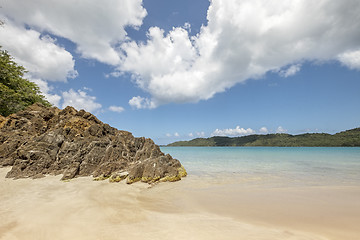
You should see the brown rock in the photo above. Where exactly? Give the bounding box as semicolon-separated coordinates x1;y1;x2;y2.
0;103;186;184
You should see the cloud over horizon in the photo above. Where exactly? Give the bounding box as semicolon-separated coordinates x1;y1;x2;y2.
212;126;256;137
1;0;359;112
119;0;360;108
276;126;288;133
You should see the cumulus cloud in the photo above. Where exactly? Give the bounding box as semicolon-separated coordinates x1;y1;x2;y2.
259;127;269;134
0;0;147;111
276;126;287;133
119;0;360;108
128;96;156;109
1;0;147;65
212;126;255;136
188;133;194;137
196;132;206;137
62;89;102;113
109;106;125;113
338;49;360;70
0;20;76;82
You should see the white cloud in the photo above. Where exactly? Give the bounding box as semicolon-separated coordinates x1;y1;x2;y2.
0;20;76;82
188;133;194;137
166;133;172;137
183;22;191;32
119;0;360;108
29;78;61;107
174;132;180;137
128;96;156;109
276;126;287;133
196;132;206;138
338;49;360;70
1;0;147;65
212;126;255;137
109;106;125;113
82;87;93;92
259;127;269;134
105;71;124;78
277;64;302;78
62;89;102;113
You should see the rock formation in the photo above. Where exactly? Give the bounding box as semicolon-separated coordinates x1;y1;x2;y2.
0;103;187;184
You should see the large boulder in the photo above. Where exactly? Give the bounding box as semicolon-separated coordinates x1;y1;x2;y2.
0;103;186;184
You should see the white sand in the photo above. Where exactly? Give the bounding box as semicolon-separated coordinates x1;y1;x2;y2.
1;167;359;240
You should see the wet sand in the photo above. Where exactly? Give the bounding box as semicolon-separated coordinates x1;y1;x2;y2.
1;167;359;240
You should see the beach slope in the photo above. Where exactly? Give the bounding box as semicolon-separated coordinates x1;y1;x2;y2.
1;167;359;240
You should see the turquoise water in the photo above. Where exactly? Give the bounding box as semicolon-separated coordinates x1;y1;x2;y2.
161;147;360;187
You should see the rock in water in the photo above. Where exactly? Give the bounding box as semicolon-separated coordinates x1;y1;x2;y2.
0;103;187;184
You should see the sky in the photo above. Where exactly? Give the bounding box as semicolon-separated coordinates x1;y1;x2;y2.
0;0;359;145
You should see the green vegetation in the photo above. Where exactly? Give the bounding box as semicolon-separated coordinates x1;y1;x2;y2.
0;47;51;116
168;128;360;147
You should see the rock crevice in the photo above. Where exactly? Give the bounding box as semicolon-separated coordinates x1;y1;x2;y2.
0;103;186;184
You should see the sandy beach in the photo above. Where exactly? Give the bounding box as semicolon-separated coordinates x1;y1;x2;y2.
1;167;359;240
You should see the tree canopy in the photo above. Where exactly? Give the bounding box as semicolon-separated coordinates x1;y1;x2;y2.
0;47;51;116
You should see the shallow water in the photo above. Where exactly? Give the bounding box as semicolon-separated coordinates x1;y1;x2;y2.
161;147;360;187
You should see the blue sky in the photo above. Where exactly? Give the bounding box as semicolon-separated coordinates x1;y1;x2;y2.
1;0;360;144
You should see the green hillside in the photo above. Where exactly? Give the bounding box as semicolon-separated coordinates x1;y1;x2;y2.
167;128;360;147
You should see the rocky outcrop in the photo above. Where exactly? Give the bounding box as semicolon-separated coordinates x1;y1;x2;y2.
0;103;187;184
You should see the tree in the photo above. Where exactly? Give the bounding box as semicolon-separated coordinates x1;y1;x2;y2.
0;47;51;116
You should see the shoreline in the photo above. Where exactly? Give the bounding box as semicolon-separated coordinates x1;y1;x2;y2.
162;146;360;148
1;167;360;240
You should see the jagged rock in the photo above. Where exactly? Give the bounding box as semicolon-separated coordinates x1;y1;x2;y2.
0;103;186;184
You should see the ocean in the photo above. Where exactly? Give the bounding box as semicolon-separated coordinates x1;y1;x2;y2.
161;147;360;187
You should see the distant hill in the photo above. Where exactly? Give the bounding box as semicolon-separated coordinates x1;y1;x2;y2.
167;128;360;147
